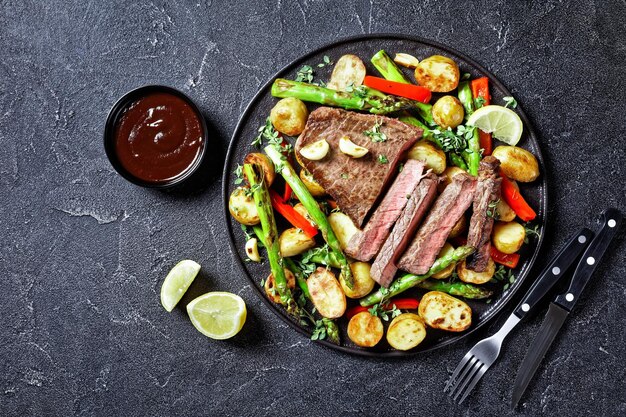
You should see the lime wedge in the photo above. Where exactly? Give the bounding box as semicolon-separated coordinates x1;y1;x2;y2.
160;260;201;312
467;105;523;146
186;292;247;340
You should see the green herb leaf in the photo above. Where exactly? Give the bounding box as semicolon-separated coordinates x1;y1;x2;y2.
377;154;389;164
461;72;471;80
364;119;387;143
295;65;314;83
486;198;501;219
474;96;486;109
503;96;518;109
523;223;541;244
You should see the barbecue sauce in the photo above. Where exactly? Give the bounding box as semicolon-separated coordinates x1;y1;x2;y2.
114;92;204;183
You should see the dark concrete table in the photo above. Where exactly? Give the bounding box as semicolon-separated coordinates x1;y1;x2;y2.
1;1;625;416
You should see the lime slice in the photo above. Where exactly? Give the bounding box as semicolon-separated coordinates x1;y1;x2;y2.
186;292;247;340
466;105;523;146
160;260;201;312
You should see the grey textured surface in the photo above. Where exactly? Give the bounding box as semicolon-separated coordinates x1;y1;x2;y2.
1;0;625;416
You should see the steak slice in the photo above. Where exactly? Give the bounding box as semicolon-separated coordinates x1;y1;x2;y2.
345;160;425;262
466;156;502;272
370;172;438;287
397;172;477;275
295;107;422;227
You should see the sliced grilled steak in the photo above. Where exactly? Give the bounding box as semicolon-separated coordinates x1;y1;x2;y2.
295;107;422;227
370;172;438;287
345;160;425;261
397;172;477;275
466;156;502;272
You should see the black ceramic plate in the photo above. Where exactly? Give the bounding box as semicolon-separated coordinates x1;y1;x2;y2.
222;34;547;357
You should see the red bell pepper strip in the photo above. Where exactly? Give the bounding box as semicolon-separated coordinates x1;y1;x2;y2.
283;182;292;202
451;237;520;269
269;189;318;238
500;174;537;222
363;76;432;103
345;298;420;319
490;249;520;269
471;77;493;155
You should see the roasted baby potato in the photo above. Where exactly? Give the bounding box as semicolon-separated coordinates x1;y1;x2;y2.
340;262;375;298
432;96;465;129
269;97;309;136
418;291;472;332
347;311;384;347
327;54;366;91
264;268;296;304
279;227;316;257
386;313;427;351
492;221;526;254
432;243;457;279
496;198;516;222
407;140;446;174
243;153;275;187
299;169;326;197
457;258;496;284
438;166;466;193
293;203;317;229
328;212;359;250
307;267;346;319
448;215;468;239
414;55;460;93
492;146;539;183
229;186;259;226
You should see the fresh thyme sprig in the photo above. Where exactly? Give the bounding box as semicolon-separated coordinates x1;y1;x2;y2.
364;119;387;143
487;198;501;219
524;223;541;243
503;96;518;109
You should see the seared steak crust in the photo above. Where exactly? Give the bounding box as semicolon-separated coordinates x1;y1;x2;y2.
346;160;425;262
295;107;422;227
397;172;477;275
466;156;502;271
370;172;438;287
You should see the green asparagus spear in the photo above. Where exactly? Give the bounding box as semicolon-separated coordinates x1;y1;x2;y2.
359;246;475;306
398;114;433;140
243;164;297;313
417;279;493;299
271;78;418;115
264;145;354;288
457;81;480;176
283;257;311;300
370;50;436;126
449;152;469;171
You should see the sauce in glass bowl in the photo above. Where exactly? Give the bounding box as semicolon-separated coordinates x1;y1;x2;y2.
104;86;207;188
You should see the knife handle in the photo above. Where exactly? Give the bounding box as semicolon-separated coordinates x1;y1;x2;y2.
554;208;622;311
512;227;594;319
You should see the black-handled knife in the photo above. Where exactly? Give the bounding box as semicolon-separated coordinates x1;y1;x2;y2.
511;208;623;408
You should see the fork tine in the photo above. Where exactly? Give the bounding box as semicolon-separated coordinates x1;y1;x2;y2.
457;364;488;404
444;352;474;393
452;359;482;401
448;356;478;397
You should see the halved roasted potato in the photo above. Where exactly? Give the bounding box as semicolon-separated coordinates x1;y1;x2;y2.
229;187;259;226
386;313;427;351
414;55;460;93
328;212;359;250
327;54;366;91
293;203;317;229
492;146;540;183
279;227;316;257
340;262;375;298
448;215;468;239
438;166;466;193
407;140;446;174
431;243;457;279
492;221;526;254
264;268;296;304
299;169;326;197
347;311;384;347
418;291;472;332
307;267;346;319
243;153;275;187
457;258;496;284
270;97;309;136
496;198;516;222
